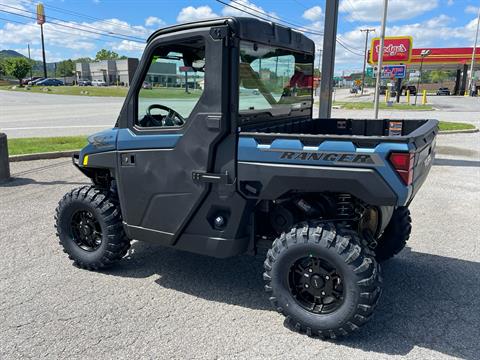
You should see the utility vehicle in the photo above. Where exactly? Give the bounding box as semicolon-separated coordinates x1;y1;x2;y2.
55;17;437;338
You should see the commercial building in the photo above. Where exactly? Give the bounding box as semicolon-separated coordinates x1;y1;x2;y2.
75;58;139;86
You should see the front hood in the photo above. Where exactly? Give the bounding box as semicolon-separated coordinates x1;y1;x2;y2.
80;128;119;157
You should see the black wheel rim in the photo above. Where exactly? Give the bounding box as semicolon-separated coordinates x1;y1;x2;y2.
70;210;102;252
288;255;345;314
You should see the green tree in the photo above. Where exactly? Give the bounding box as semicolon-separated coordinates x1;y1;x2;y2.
95;49;120;61
4;57;32;86
74;57;93;63
57;59;75;77
0;58;5;77
428;70;449;84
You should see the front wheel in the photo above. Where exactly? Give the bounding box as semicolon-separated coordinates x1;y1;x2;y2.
55;185;131;270
263;223;382;338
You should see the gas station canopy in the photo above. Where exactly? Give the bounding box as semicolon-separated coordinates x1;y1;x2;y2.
368;46;480;71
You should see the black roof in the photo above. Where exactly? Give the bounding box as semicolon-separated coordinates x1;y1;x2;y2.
147;17;314;54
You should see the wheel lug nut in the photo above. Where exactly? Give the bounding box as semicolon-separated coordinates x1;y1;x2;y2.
321;291;326;295
325;276;329;280
305;284;309;288
308;269;313;273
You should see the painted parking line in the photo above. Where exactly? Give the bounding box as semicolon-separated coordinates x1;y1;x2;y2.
1;125;111;130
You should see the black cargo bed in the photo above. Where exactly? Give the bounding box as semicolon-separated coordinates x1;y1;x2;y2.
240;117;438;149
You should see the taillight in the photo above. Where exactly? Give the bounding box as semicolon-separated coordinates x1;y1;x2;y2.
389;152;415;185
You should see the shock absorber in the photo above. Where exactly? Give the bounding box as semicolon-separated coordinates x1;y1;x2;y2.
335;193;355;219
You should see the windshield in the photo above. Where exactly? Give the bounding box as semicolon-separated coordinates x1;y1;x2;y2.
239;41;314;118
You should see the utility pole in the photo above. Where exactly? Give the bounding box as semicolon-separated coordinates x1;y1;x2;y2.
373;0;388;119
467;7;480;96
27;44;33;79
319;0;339;119
360;28;375;95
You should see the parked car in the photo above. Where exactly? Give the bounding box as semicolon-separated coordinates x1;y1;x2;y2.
402;85;417;96
78;79;92;86
36;78;64;86
22;77;42;85
92;79;107;87
28;77;46;85
437;87;450;96
142;81;153;89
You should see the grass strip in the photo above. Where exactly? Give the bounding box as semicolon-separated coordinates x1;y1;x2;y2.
8;136;88;156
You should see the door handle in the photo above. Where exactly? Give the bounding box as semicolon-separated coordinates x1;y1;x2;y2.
120;153;136;167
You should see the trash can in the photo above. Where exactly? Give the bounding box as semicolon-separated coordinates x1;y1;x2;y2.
0;132;10;183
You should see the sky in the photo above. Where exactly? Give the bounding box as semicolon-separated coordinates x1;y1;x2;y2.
0;0;478;74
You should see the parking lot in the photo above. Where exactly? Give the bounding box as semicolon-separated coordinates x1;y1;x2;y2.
0;130;478;359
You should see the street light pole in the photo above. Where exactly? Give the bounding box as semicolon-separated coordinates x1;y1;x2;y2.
373;0;388;119
414;49;431;105
467;8;480;96
360;28;375;95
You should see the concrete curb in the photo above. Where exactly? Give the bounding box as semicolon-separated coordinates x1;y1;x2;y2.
437;128;479;135
9;150;77;162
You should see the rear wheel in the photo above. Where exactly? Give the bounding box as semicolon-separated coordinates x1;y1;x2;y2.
375;207;412;262
55;185;130;270
264;223;382;338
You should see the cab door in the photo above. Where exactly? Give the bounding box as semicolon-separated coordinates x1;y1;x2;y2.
116;28;230;245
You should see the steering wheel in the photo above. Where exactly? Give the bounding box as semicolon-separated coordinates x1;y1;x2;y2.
143;104;185;127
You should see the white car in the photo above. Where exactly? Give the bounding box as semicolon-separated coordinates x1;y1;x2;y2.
91;79;107;87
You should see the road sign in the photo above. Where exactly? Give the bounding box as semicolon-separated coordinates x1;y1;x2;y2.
366;67;373;77
369;36;413;64
381;65;406;79
179;66;193;72
36;3;45;25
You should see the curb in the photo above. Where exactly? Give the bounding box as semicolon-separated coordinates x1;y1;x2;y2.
9;150;77;162
438;128;479;135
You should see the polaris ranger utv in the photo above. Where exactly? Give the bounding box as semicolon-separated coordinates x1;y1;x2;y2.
55;17;437;338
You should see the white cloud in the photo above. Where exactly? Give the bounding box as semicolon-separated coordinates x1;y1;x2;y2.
447;0;454;6
110;40;145;52
177;6;218;23
339;0;439;22
221;0;276;19
0;0;31;13
465;5;480;14
303;6;323;22
12;46;64;62
0;15;149;60
145;16;165;27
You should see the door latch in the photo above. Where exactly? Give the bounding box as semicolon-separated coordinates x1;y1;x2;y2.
192;171;230;184
120;153;136;167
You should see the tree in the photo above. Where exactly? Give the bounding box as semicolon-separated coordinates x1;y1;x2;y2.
57;59;75;77
428;70;449;84
0;58;5;77
4;57;32;85
95;49;121;61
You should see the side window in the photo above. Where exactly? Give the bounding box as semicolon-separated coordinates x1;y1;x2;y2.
136;38;206;128
238;41;313;114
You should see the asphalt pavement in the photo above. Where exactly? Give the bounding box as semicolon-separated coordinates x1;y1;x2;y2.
0;90;123;138
2;89;480;138
0;131;479;359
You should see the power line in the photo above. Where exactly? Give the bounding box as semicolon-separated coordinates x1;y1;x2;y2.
217;0;363;56
0;10;146;50
0;4;145;42
26;0;147;36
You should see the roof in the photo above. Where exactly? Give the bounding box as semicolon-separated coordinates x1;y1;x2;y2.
147;17;315;54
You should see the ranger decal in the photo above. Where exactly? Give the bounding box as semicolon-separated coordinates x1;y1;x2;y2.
279;151;376;164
